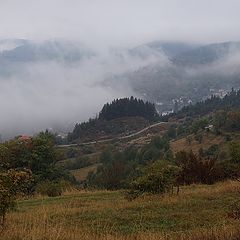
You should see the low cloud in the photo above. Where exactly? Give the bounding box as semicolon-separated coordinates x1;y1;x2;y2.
0;44;167;139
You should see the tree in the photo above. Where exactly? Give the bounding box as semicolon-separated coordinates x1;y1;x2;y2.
0;169;32;226
175;150;217;184
129;161;180;196
87;147;137;190
99;97;159;121
213;110;227;130
69;97;159;142
229;142;240;164
177;125;185;137
191;118;208;134
0;132;71;184
166;125;177;139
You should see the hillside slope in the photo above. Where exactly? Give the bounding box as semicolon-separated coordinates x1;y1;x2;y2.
3;181;240;239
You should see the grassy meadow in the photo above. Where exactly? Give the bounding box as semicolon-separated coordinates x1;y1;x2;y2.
1;180;240;240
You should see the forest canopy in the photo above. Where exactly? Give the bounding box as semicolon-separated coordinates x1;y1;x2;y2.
99;97;159;121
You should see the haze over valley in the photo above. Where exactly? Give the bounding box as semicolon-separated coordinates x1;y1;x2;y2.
1;39;240;139
0;0;240;139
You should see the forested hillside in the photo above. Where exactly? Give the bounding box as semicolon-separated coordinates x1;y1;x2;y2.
68;97;159;142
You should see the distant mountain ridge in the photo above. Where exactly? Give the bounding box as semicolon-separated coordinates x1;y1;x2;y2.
0;39;94;64
120;41;240;111
130;41;200;59
173;41;240;66
1;38;240;119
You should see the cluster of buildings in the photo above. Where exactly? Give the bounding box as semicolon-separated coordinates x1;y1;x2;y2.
155;88;233;117
209;89;228;99
160;96;193;116
172;97;193;106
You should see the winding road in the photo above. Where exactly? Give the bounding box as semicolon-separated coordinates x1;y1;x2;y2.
57;122;167;148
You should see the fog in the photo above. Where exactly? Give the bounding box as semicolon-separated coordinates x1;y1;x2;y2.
0;0;239;139
0;44;168;139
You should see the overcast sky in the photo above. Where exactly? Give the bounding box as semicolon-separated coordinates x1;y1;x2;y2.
0;0;240;47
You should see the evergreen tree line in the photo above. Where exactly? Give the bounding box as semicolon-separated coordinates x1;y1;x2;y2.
99;97;159;121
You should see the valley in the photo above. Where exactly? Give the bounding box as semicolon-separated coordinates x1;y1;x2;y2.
1;2;240;240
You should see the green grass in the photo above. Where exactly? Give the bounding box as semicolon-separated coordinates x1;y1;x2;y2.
14;182;240;236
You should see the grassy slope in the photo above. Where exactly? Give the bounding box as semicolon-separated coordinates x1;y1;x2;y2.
170;130;240;154
2;181;240;240
57;123;169;183
170;132;226;154
70;163;101;182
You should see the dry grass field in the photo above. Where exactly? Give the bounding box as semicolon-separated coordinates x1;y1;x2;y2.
1;181;240;240
170;133;226;154
70;163;101;182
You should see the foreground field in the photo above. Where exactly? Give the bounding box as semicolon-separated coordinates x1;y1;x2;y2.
1;181;240;240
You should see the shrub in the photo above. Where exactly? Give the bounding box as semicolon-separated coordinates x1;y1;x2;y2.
64;156;90;170
66;148;78;158
36;181;62;197
215;161;240;181
175;151;217;184
166;125;177;139
229;141;240;164
191;117;208;134
82;146;94;154
0;169;32;226
141;147;161;163
129;161;180;196
123;189;142;201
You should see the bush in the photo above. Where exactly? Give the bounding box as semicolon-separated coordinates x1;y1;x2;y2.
130;161;180;196
215;161;240;181
36;181;62;197
82;146;94;154
191;117;208;134
137;136;170;164
123;189;142;201
66;148;78;158
205;144;219;157
229;141;240;164
64;156;90;170
166;125;177;139
141;147;161;163
175;151;217;184
0;169;33;226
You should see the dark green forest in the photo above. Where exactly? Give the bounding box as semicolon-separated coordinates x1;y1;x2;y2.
99;97;158;121
68;97;159;142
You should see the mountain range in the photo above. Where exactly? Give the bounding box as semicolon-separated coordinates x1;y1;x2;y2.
123;41;240;111
0;38;240;113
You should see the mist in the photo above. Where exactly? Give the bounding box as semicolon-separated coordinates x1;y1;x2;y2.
0;0;240;139
0;43;168;139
